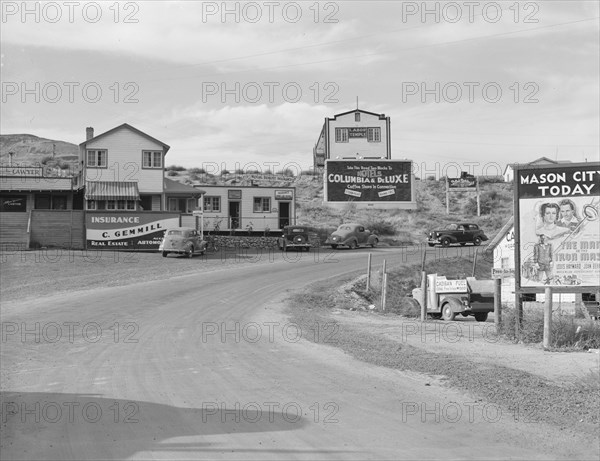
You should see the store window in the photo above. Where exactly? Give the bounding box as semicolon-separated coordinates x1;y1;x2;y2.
87;149;107;167
1;195;27;212
253;197;271;213
142;151;162;169
204;196;221;212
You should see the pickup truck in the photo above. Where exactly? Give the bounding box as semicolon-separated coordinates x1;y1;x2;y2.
412;275;495;321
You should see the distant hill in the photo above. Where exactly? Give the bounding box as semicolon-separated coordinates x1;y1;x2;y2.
0;134;79;170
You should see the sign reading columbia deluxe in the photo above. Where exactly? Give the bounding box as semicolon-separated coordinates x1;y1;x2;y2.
86;212;180;249
515;162;600;289
325;160;413;202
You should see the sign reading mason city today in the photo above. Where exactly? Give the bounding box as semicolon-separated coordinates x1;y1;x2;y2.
515;162;600;290
324;160;417;209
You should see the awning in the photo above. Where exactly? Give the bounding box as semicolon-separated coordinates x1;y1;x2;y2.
85;181;140;200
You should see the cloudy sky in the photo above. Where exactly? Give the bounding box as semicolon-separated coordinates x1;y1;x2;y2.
1;0;599;175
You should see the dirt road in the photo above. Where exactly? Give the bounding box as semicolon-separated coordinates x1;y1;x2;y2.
1;248;597;459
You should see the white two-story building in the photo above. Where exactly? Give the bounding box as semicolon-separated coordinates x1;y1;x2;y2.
313;109;392;170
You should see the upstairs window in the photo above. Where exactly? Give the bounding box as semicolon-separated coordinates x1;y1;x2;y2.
87;149;107;167
142;151;163;168
335;128;348;143
367;128;381;142
355;112;360;122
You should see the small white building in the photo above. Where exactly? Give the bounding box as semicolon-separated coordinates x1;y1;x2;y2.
503;157;571;183
487;217;598;306
184;185;295;232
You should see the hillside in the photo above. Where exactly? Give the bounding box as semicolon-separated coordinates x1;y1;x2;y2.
166;167;514;244
0;134;79;171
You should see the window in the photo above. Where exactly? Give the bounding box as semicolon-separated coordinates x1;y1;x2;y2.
501;257;510;269
88;200;134;210
140;195;153;211
522;293;536;302
204;196;221;212
87;149;107;167
86;200;96;210
142;151;162;169
253;197;271;213
355;112;360;122
126;200;135;210
335;128;348;143
35;194;51;209
367;127;381;142
52;195;67;210
106;200;116;210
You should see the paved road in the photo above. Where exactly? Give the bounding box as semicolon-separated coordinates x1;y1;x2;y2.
0;247;585;460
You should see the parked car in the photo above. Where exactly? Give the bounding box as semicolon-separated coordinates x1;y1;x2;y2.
326;223;379;249
428;223;488;247
278;225;318;252
159;227;207;258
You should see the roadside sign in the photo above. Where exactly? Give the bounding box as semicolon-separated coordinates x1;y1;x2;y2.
192;210;203;217
435;277;468;293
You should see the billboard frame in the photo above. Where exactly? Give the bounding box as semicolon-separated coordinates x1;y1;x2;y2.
513;161;600;296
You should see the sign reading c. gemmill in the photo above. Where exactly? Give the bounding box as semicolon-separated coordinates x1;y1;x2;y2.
515;162;600;289
325;160;413;202
86;212;180;250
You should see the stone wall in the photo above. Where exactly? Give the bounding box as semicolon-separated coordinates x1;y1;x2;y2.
214;235;279;249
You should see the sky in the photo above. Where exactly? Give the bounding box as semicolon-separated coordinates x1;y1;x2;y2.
1;0;599;176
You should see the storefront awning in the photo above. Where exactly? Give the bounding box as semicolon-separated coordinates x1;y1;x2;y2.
85;181;140;200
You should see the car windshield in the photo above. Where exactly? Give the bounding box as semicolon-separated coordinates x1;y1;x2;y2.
291;228;305;233
445;224;458;230
167;230;183;236
338;225;352;230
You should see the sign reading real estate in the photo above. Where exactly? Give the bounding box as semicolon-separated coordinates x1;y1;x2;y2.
515;162;600;289
86;212;180;250
325;160;413;203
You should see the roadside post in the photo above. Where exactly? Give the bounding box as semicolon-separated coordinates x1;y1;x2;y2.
543;287;553;350
420;271;427;322
381;259;387;311
366;253;372;291
494;278;502;330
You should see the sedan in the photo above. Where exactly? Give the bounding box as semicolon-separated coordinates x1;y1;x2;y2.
159;227;207;258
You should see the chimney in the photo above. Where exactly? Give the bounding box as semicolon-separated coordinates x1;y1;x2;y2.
86;127;94;140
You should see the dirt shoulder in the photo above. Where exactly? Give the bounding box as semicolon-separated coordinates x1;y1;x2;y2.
284;274;600;439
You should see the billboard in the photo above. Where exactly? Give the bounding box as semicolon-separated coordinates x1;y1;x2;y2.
325;160;413;203
515;162;600;289
86;212;180;250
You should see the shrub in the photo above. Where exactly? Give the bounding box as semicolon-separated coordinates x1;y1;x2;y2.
366;220;396;236
499;307;600;349
166;170;179;176
188;167;206;175
166;165;186;171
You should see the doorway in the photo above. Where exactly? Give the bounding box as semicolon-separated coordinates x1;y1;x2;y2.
278;202;290;229
229;201;240;229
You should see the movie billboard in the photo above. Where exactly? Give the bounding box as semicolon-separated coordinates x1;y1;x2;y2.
516;163;599;288
86;212;180;250
325;160;413;202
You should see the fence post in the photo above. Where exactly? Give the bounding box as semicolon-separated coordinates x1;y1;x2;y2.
494;278;501;331
543;287;552;350
420;271;427;322
366;253;372;291
381;272;388;311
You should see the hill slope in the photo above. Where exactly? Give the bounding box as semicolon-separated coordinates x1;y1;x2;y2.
0;134;79;170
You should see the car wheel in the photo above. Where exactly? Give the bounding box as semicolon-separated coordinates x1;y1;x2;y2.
162;251;168;258
473;236;482;246
370;238;378;248
349;240;358;250
474;312;488;322
186;245;194;258
331;244;338;249
441;237;451;247
441;303;456;321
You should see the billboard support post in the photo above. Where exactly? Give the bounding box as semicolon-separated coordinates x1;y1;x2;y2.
543;287;553;350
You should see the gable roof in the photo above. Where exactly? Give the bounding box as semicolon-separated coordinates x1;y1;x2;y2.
485;216;514;252
329;108;388;120
503;157;572;174
79;123;171;153
164;177;205;195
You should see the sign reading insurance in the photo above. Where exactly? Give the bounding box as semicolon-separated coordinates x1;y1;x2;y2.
325;160;412;202
515;162;600;288
86;212;180;250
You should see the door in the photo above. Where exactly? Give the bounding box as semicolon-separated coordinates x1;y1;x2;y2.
229;201;240;229
278;202;290;229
